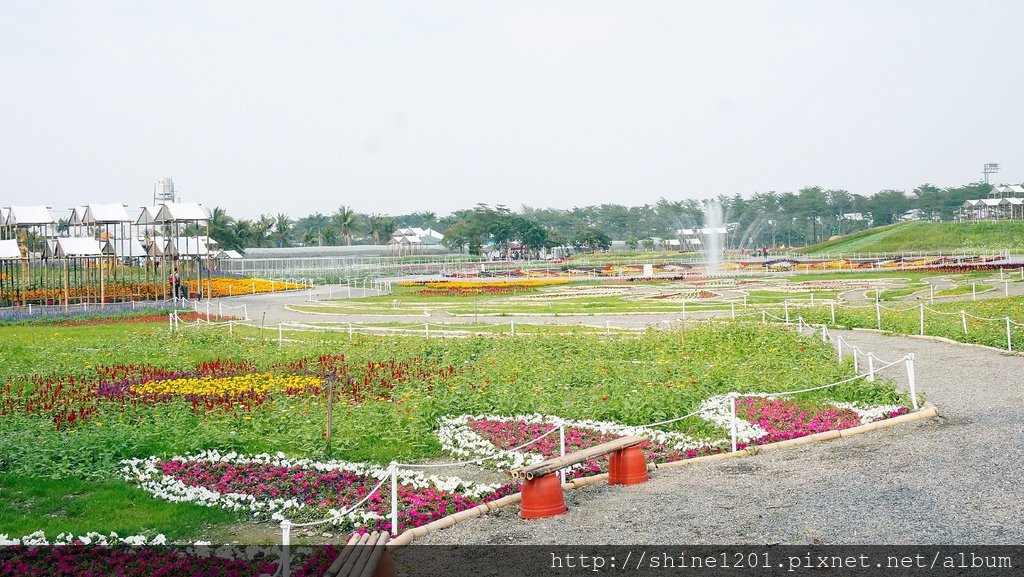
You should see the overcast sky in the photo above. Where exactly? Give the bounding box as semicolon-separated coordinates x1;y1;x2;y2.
2;1;1022;220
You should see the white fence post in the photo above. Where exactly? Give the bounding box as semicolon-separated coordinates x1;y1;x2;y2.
424;323;429;338
972;283;976;300
681;301;686;320
784;300;789;324
829;301;835;324
919;304;925;335
1007;317;1013;352
905;354;919;410
278;324;283;347
961;310;968;335
729;394;738;453
390;463;399;536
605;320;611;335
853;348;859;372
348;323;353;341
559;425;566;484
836;336;843;362
867;353;875;381
761;309;766;324
730;301;735;320
168;313;173;334
875;301;882;330
930;284;934;304
280;520;291;577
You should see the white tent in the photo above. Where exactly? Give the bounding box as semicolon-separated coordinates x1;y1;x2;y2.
5;205;55;226
0;239;21;259
164;237;211;257
104;237;147;257
84;203;132;224
68;206;89;226
53;237;103;258
136;206;161;225
154;202;208;222
216;249;243;259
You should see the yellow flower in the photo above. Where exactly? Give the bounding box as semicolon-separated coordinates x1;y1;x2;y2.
130;373;322;396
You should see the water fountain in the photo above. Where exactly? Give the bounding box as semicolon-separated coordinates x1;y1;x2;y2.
703;199;724;276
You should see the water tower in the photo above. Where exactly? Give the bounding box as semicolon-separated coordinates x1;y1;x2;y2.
153;177;177;205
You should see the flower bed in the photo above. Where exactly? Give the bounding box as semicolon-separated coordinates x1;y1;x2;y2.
1;355;456;430
440;399;909;474
121;451;517;532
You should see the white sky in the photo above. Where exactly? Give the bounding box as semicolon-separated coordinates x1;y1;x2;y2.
2;1;1022;220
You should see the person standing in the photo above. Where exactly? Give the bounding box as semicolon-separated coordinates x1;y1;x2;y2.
170;267;181;298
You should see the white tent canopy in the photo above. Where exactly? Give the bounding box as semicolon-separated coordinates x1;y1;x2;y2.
164;237;211;256
84;203;132;224
104;237;146;257
0;239;22;259
216;249;243;259
155;202;208;222
4;205;55;226
68;206;88;226
137;206;161;225
53;237;103;258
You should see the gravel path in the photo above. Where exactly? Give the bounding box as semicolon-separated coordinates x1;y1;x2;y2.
415;330;1024;545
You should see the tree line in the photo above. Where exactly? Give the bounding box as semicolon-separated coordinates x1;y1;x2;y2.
206;181;997;254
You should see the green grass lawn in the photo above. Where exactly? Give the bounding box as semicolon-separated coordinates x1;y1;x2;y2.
0;475;241;540
801;221;1024;255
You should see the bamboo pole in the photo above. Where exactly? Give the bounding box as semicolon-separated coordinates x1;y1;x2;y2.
509;435;646;480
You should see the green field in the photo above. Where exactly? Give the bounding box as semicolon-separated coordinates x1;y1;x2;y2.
801;221;1024;255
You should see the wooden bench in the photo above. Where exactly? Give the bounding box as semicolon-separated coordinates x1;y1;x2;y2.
508;435;649;519
323;531;395;577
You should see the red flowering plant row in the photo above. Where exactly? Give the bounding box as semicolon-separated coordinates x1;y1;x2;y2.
439;396;910;477
121;451;518;533
0;355;458;430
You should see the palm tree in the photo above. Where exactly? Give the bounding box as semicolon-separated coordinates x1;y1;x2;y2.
367;214;397;244
208;207;236;248
333;206;358;246
273;213;293;247
254;214;275;248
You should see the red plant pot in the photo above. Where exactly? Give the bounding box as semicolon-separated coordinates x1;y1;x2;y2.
519;473;567;519
608;445;649;486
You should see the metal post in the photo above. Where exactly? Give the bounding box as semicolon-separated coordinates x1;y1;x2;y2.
905;354;919;410
729;395;738;453
390;463;399;536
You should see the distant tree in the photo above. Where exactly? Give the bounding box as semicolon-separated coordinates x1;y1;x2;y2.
367;214;397;244
273;213;293;247
333;206;358;245
571;227;611;252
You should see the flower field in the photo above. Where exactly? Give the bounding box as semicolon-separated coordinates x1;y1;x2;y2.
0;321;910;543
